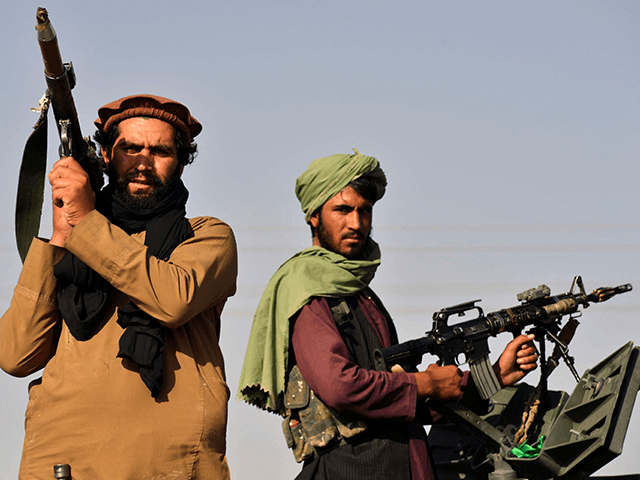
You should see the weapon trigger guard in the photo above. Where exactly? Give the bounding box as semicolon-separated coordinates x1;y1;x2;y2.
454;353;467;367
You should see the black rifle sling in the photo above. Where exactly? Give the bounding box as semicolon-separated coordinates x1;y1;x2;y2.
328;294;383;370
16;100;50;263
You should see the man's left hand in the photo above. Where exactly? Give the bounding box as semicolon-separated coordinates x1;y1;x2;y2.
493;334;538;387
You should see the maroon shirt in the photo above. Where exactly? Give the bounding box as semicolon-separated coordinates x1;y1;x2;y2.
291;292;434;480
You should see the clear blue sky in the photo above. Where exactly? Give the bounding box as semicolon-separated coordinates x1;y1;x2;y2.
1;1;639;478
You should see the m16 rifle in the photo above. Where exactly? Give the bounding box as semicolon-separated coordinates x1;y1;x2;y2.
374;277;639;480
16;7;104;262
374;276;632;400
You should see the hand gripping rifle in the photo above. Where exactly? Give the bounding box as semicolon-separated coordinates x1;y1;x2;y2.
373;276;632;400
16;7;104;262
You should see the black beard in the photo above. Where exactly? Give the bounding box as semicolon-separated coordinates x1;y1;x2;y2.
110;169;180;211
315;214;371;260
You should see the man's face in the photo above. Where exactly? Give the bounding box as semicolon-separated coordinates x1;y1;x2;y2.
310;186;373;260
102;117;183;207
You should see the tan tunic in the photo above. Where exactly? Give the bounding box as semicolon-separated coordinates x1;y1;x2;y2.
0;210;237;480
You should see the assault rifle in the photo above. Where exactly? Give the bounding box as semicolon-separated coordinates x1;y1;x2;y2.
373;276;632;400
16;7;104;261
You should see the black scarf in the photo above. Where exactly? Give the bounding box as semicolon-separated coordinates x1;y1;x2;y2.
53;179;194;397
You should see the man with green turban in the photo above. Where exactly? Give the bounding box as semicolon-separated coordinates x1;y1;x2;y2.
238;149;538;480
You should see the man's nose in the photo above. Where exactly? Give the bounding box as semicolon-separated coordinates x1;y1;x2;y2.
133;149;153;170
347;211;362;230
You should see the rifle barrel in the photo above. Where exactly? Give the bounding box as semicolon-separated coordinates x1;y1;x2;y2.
36;8;65;78
34;7;85;160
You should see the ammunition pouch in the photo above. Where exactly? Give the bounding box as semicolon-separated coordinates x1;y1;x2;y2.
281;365;368;463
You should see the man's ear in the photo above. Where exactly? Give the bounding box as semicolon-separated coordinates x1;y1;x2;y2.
101;147;110;168
309;211;320;229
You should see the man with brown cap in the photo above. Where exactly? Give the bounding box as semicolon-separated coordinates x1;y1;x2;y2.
0;95;237;479
237;149;538;480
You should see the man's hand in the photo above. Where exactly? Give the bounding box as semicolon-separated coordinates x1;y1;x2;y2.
50;203;73;248
493;333;538;387
48;157;96;247
414;364;463;401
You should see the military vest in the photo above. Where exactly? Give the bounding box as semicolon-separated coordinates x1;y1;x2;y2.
282;292;409;470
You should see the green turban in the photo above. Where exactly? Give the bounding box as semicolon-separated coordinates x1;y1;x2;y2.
295;148;387;223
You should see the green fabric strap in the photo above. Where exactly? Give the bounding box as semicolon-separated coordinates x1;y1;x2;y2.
16;99;50;263
511;435;546;458
237;239;381;414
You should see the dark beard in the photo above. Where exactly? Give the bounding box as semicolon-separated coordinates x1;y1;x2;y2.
110;168;181;211
316;214;371;260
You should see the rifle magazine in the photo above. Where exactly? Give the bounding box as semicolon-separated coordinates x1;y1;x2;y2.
470;355;501;400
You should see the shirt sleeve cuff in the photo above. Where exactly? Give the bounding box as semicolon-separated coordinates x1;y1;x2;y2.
18;238;67;294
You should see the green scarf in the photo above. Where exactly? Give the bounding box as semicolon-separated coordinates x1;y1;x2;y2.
237;239;381;413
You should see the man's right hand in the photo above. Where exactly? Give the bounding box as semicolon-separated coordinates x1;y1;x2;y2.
49;202;73;247
48;157;96;247
414;364;463;401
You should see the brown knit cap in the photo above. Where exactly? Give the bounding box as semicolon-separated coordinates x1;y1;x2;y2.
94;94;202;143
